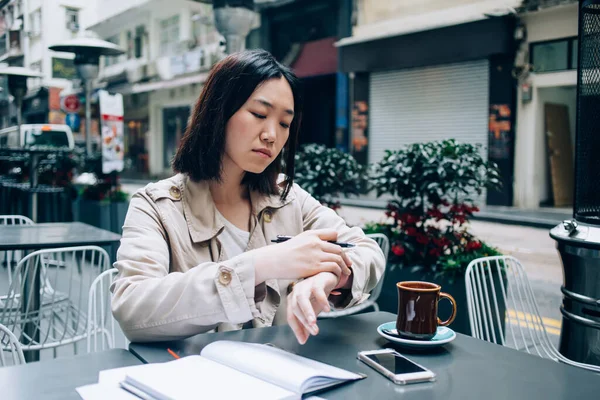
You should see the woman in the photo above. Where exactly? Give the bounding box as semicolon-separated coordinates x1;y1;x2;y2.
111;49;385;344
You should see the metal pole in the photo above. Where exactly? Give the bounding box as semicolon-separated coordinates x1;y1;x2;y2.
85;79;93;156
16;101;22;133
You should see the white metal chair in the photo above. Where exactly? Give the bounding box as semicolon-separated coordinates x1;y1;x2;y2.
319;233;389;318
87;268;128;352
466;255;600;373
0;323;25;366
0;215;34;275
0;215;68;306
0;246;110;358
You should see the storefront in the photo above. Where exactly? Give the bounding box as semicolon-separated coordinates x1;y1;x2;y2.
514;3;578;209
337;16;518;206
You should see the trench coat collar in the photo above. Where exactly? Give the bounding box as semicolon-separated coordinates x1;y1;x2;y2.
182;174;296;243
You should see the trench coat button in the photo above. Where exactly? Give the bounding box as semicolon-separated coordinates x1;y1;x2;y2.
219;270;232;286
263;209;272;223
169;186;181;200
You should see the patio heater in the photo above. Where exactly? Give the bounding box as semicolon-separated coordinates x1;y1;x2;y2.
213;0;257;54
0;66;43;133
0;67;44;221
549;0;600;367
49;31;125;157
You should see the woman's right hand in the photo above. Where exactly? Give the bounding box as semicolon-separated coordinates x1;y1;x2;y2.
254;229;352;284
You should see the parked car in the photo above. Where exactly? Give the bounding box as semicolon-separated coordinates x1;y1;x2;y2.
0;124;75;149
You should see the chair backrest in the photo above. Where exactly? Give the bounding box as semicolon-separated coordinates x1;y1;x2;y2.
87;268;128;352
465;255;559;359
0;215;34;284
0;323;25;366
0;246;110;350
465;255;600;373
365;233;390;301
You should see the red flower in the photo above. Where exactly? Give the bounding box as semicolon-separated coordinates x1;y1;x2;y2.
432;237;450;247
466;241;482;251
391;244;405;257
429;248;442;257
407;214;420;224
416;233;429;245
405;227;418;236
401;213;420;224
427;208;444;219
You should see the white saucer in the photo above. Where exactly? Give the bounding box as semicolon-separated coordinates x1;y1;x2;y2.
377;322;456;348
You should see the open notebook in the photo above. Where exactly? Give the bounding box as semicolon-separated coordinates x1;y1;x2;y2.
121;341;364;400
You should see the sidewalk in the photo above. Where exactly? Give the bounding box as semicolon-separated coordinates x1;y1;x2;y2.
338;197;571;230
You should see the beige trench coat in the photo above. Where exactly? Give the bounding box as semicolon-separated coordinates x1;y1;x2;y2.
111;173;385;342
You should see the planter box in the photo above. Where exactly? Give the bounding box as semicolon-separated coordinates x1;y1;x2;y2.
73;198;129;262
377;266;507;338
73;199;129;234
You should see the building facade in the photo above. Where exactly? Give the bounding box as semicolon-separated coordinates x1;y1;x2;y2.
0;0;97;130
338;0;521;206
87;0;228;179
513;0;578;209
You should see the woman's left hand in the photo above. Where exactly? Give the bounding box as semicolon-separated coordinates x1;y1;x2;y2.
286;272;338;344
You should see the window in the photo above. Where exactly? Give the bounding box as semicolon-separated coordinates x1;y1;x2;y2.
65;7;79;32
572;39;578;70
30;9;42;37
135;25;145;59
530;37;578;73
103;35;121;67
159;15;180;56
127;31;133;59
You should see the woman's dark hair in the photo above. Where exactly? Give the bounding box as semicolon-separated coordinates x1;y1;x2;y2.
172;49;303;200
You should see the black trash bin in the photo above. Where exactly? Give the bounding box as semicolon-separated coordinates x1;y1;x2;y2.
549;0;600;367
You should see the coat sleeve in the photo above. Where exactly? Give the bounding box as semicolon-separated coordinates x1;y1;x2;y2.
296;185;386;309
110;193;259;342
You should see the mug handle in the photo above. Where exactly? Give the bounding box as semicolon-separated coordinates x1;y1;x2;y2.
437;292;457;327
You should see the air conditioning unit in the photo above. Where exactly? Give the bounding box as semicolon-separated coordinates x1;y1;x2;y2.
68;22;79;33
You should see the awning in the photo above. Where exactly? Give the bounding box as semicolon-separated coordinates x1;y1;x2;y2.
110;72;210;95
290;37;338;78
338;15;517;73
335;0;520;47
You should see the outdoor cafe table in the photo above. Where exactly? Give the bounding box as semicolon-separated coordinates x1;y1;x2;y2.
129;311;600;400
0;349;142;400
0;222;122;362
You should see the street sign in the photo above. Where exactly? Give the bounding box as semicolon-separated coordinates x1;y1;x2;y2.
65;113;80;132
62;94;80;112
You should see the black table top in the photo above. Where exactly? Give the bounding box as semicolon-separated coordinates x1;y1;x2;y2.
129;311;600;400
0;349;142;400
0;222;122;250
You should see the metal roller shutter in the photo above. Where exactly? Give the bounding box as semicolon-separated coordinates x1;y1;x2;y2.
369;59;490;164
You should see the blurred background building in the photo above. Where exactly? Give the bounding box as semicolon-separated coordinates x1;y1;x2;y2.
0;0;580;209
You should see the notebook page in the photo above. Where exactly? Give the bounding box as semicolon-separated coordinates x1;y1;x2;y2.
125;355;298;400
201;341;362;393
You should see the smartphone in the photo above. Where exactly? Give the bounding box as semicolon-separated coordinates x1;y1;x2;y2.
357;349;436;385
